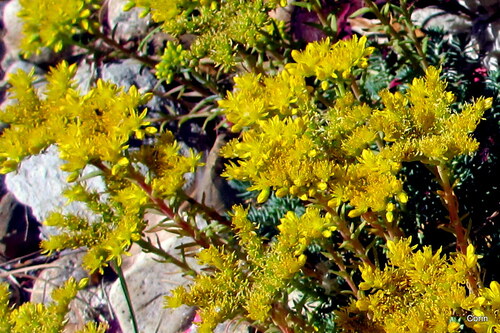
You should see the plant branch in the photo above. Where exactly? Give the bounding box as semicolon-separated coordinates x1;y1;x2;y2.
320;200;375;269
136;238;195;274
326;244;360;297
362;0;426;72
432;164;479;294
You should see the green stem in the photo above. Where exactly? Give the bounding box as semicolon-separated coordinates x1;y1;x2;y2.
362;0;425;72
312;3;329;29
113;260;139;333
136;238;195;274
93;30;158;67
337;81;347;97
190;70;220;96
322;201;375;269
400;0;428;70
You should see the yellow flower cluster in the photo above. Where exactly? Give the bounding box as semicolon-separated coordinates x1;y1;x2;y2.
286;35;374;80
221;114;404;217
0;62;201;272
218;71;312;131
219;36;375;132
41;192;145;273
369;67;492;163
18;0;100;56
0;62;154;179
41;133;200;273
468;281;500;332
337;238;499;333
0;278;106;332
221;116;342;203
128;0;282;67
167;206;336;331
220;61;490;220
136;133;201;198
124;0;207;22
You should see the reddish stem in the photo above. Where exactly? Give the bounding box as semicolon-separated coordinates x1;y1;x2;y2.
129;170;211;248
328;246;360;297
434;165;478;294
435;165;467;254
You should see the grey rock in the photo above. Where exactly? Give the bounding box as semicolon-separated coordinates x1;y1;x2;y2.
458;0;481;12
107;0;151;42
214;321;251;333
184;319;252;333
4;60;44;78
480;21;500;70
100;59;167;115
31;252;89;303
184;133;236;215
31;251;113;328
109;233;198;333
74;60;97;94
0;191;39;259
5;145;105;236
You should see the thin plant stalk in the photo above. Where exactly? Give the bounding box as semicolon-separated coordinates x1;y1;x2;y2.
113;260;139;333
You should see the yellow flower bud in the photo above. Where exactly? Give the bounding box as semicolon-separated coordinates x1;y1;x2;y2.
275;187;288;197
317;182;328;191
257;187;270;203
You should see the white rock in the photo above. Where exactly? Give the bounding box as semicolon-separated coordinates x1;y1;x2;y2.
411;7;471;33
5;145;105;236
74;60;97;94
2;0;23;60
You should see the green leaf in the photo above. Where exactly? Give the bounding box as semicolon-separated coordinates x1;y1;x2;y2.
290;1;313;11
349;7;373;18
329;13;337;35
123;1;136;12
421;35;429;54
389;4;405;15
381;2;391;16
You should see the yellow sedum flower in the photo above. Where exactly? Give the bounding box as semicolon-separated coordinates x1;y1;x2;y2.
219;70;312;131
339;238;499;333
18;0;101;56
286;35;374;80
220;63;491;221
167;206;336;331
127;0;283;67
0;62;154;177
0;278;106;333
0;62;201;274
370;66;492;163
